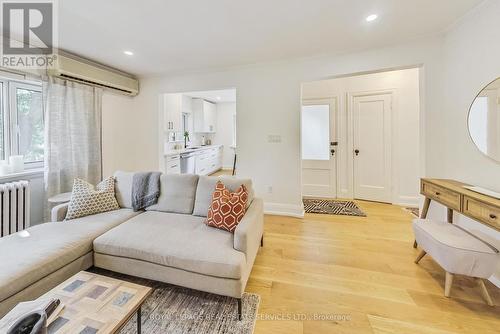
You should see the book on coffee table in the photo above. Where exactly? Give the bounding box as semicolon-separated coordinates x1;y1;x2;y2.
1;271;151;334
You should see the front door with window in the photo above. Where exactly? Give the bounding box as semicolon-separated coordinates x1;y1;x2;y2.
301;99;337;198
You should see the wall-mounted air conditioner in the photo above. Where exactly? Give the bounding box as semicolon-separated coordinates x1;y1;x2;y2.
47;53;139;96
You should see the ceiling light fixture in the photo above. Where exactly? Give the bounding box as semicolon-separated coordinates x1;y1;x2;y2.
365;14;378;22
216;96;221;101
123;50;134;56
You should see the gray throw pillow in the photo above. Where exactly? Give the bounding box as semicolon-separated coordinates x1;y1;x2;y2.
146;174;199;214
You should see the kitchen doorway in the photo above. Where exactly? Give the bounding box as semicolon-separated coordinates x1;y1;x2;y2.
159;88;237;176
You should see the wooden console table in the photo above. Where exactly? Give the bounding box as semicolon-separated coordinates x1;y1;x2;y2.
414;178;500;248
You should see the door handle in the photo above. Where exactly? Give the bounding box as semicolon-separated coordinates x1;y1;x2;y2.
330;149;335;156
354;149;360;156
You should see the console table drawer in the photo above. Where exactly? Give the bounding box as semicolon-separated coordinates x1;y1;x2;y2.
463;196;500;231
421;181;461;210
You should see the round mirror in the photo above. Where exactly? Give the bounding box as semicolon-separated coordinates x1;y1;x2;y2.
468;77;500;162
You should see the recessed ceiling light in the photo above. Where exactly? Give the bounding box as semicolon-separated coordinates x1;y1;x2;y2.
216;96;221;101
366;14;378;22
123;50;134;56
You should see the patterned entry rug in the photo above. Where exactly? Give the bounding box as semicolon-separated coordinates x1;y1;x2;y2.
89;268;260;334
303;199;366;217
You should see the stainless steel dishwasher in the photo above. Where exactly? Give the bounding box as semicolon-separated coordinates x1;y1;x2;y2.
180;151;197;174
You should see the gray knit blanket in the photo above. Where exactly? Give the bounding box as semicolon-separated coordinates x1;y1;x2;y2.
132;172;161;211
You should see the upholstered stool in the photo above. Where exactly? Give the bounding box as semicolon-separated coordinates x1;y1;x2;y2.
412;219;499;306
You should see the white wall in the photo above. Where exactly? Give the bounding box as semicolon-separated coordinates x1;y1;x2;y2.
424;0;500;286
102;92;145;176
302;68;420;205
213;102;236;168
102;37;443;217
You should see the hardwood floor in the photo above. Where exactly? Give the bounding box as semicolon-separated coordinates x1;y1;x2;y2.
210;169;233;176
247;200;500;334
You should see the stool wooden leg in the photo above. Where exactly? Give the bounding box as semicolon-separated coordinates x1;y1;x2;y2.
477;278;494;306
414;250;426;264
444;272;454;297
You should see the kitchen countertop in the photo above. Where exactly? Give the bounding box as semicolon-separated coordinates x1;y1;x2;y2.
164;144;222;157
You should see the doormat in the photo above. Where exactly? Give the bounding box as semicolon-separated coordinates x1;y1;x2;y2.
303;199;366;217
404;207;420;217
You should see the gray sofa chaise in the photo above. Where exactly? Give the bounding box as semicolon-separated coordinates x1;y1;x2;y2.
0;172;264;319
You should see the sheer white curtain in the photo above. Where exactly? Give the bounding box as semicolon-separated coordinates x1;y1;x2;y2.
43;77;103;209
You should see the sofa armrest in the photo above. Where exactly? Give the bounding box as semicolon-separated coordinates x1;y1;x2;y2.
51;202;69;222
234;198;264;255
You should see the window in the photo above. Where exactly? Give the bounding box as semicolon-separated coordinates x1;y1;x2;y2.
0;82;5;160
0;78;43;168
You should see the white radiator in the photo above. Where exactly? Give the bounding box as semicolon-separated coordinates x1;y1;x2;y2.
0;180;30;237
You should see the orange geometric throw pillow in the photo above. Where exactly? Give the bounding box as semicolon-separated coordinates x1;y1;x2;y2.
205;181;248;233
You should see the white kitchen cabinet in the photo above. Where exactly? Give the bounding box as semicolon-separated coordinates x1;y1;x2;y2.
195;151;210;175
163;94;191;133
193;99;216;133
194;146;223;175
165;154;180;174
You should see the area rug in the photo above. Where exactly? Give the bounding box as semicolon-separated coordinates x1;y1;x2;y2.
404;207;420;217
89;268;260;334
303;199;366;217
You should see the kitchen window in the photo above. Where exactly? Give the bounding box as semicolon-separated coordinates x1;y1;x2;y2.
0;78;44;168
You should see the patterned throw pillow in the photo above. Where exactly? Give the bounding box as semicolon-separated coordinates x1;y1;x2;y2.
205;181;248;233
65;177;120;220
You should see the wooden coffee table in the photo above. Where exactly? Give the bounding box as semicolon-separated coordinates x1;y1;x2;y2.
40;271;151;333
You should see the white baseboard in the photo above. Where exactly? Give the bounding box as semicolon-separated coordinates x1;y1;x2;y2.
264;202;305;218
394;195;420;207
489;275;500;288
338;188;352;199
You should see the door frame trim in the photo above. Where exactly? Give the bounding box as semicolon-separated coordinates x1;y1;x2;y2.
301;97;340;198
347;89;395;202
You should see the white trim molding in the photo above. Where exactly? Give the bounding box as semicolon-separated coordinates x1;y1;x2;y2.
264;202;305;218
395;195;420;207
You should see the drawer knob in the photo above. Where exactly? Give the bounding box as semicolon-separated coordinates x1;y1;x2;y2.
435;192;440;196
489;214;497;219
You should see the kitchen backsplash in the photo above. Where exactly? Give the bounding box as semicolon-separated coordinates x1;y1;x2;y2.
164;132;215;151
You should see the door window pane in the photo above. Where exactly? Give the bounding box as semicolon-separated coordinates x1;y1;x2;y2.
301;104;330;160
16;88;43;163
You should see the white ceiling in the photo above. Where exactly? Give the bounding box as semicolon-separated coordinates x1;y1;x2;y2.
58;0;483;76
183;89;236;103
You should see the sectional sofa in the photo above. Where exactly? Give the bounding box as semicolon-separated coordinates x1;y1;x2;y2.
0;172;264;319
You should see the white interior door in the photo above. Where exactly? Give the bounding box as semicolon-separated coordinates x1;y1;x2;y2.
352;93;392;202
301;99;337;198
